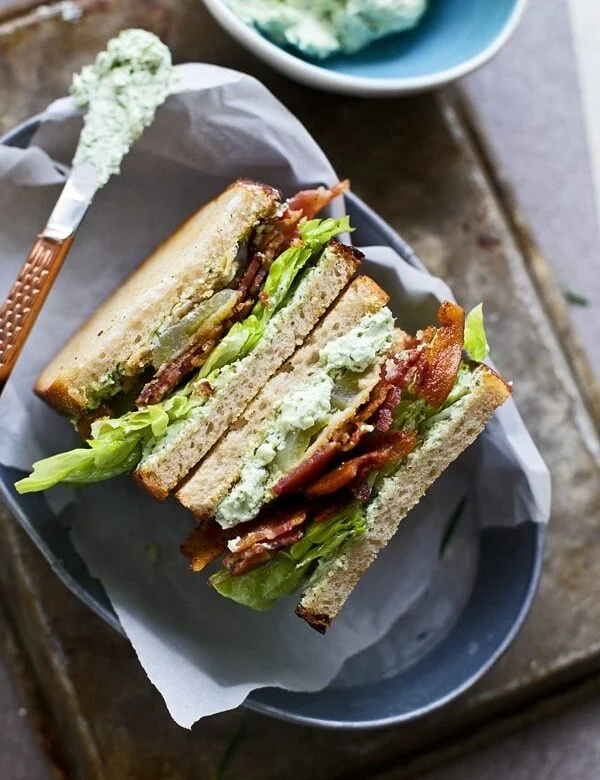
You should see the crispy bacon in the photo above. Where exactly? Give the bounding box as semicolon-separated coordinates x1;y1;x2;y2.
136;333;222;406
390;302;464;408
137;329;222;406
181;522;226;573
374;385;402;432
235;256;262;301
223;527;305;575
223;546;273;576
381;349;420;386
411;301;464;408
183;503;309;576
245;180;349;275
327;366;401;453
247;209;302;269
250;267;269;298
354;378;391;427
229;505;308;554
305;431;417;499
338;422;370;452
287;180;350;220
352;480;373;502
272;441;341;496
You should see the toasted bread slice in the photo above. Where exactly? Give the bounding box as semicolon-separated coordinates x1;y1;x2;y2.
134;240;363;499
35;180;280;417
176;275;391;519
296;367;511;632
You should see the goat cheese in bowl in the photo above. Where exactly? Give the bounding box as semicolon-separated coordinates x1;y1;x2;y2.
226;0;428;59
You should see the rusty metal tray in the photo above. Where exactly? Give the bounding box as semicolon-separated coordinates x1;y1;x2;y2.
0;2;599;776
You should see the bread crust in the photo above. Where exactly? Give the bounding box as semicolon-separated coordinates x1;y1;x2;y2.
297;368;511;631
35;180;281;417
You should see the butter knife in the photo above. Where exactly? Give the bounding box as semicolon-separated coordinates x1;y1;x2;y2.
0;161;99;394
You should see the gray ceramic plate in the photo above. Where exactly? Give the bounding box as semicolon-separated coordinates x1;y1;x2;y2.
0;118;544;729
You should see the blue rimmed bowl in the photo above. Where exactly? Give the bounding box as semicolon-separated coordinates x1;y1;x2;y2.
0;116;543;730
202;0;527;96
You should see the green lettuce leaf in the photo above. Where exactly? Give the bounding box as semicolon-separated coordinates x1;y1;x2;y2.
256;217;352;320
198;216;350;381
252;244;312;322
198;314;263;380
210;501;366;610
210;555;305;612
13;441;142;493
463;303;489;362
392;397;431;432
14;394;194;494
300;216;353;249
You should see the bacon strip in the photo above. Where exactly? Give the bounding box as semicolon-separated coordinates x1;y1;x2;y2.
272;441;341;496
229;505;308;554
248;209;303;267
325;376;393;456
381;349;420;386
394;302;464;408
287;180;350;220
323;363;405;456
235;256;262;302
136;332;221;406
182;503;308;575
374;385;402;432
352;480;373;502
305;431;417;499
352;378;391;429
244;180;349;277
222;546;272;577
223;527;304;576
337;422;371;452
181;522;226;573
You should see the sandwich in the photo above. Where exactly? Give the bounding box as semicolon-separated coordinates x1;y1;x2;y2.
16;179;361;498
178;283;511;632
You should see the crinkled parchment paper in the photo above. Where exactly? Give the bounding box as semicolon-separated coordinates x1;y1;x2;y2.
0;64;550;727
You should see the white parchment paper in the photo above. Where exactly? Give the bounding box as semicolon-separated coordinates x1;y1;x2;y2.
0;64;550;727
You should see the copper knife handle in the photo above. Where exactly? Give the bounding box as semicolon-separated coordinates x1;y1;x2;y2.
0;233;74;394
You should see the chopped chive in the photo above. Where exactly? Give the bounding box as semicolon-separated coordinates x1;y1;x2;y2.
440;498;466;556
211;722;247;780
562;288;590;307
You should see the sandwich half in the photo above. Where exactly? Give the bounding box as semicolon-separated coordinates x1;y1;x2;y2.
179;294;511;631
35;179;280;417
16;180;360;498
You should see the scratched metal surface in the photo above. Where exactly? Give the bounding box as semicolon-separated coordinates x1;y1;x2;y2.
0;1;599;778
